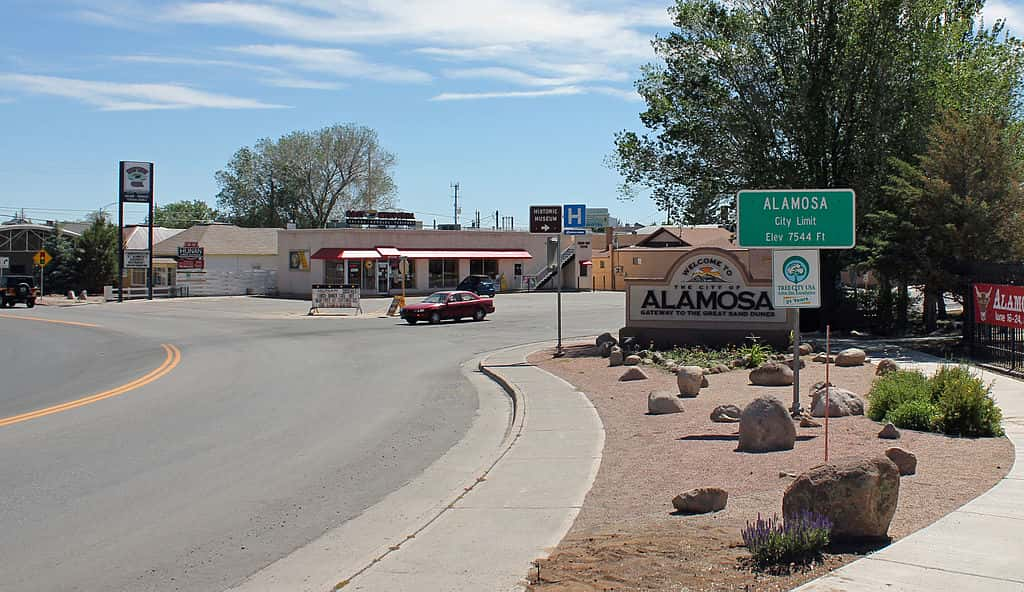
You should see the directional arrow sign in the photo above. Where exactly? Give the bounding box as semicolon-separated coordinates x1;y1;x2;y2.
530;205;562;234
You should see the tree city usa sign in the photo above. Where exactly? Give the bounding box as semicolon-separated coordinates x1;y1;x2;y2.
736;189;855;248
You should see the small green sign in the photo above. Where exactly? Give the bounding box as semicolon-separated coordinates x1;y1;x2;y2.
736;189;856;248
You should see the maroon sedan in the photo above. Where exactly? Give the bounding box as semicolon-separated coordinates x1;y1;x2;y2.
400;290;495;324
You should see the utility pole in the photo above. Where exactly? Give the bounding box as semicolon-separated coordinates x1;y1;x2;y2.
451;182;459;227
494;210;499;230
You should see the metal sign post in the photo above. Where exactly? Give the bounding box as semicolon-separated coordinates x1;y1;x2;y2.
769;249;822;416
556;234;563;357
532;205;565;356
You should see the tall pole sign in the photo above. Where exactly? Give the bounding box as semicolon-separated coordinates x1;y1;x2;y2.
119;161;154;301
738;188;855;418
531;204;566;356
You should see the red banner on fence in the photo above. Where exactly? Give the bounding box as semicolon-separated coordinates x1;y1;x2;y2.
974;283;1024;329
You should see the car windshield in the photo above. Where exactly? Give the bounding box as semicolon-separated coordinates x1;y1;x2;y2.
422;293;449;303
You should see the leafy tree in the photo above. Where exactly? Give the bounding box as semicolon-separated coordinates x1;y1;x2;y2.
41;227;80;295
612;0;1022;326
216;124;398;228
153;200;220;228
77;212;118;292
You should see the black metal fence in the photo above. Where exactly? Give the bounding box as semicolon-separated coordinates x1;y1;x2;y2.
965;262;1024;376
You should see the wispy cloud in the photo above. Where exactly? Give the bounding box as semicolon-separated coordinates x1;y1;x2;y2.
229;44;432;83
113;54;342;89
431;87;584;101
0;73;286;111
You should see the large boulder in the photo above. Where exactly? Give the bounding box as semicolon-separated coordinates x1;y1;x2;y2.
836;348;867;367
619;367;648;381
710;404;741;423
676;366;704;396
648;391;685;415
672;487;728;514
596;332;617;349
609;348;624;367
885;447;917;475
749;362;794;386
783;456;900;541
624;354;642;366
597;340;614;358
875;359;900;376
810;386;866;417
738;397;797;452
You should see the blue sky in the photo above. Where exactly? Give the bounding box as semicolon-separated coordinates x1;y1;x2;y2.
1;0;1021;227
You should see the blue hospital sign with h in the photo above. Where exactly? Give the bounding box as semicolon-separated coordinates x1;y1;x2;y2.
564;204;586;229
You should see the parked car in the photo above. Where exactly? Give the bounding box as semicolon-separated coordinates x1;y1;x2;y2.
457;275;497;297
401;290;495;324
1;275;38;308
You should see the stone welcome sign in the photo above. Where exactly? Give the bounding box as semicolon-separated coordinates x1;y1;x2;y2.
621;248;793;348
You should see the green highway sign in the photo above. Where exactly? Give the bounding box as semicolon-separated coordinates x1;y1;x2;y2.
736;189;856;248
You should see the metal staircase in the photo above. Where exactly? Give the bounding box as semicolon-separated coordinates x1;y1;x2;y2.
533;245;576;290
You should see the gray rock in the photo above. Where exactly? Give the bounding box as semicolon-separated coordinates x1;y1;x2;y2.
710;404;742;423
836;348;867;367
651;352;666;365
813;353;836;363
799;343;814;356
875;359;900;376
596;332;617;348
885;447;917;475
676;366;704;396
738;397;797;452
609;348;624;367
714;363;731;374
783;456;900;541
810;386;865;417
624;354;642;366
878;423;900;439
648;391;685;414
619;367;648;381
672;487;728;514
782;357;807;370
800;415;821;428
749;362;794;386
598;340;614;358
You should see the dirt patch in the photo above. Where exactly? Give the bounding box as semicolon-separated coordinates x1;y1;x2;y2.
525;343;1013;591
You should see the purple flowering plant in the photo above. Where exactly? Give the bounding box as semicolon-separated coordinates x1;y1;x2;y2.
741;510;833;567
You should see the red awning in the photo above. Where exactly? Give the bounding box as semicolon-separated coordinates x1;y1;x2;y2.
310;248;380;260
399;249;532;259
376;246;401;257
581;260;593;266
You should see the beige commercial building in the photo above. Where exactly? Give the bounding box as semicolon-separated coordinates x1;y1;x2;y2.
276;227;593;298
592;225;738;291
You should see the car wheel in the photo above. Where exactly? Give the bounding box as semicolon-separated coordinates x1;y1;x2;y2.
473;308;486;321
406;318;417;325
26;298;35;308
429;311;441;324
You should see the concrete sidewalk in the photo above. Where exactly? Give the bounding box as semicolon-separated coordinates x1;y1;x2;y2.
227;341;602;591
795;346;1024;592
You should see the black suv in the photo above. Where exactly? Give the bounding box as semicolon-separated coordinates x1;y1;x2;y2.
1;275;38;308
457;275;497;297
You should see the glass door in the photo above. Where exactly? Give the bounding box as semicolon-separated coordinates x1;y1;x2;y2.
376;261;390;294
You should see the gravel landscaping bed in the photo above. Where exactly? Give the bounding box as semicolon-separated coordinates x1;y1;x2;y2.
525;342;1013;591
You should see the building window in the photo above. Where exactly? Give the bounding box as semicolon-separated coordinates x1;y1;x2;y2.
470;259;499;278
429;259;458;288
599;260;606;269
390;258;415;289
632;257;643;265
325;263;343;285
514;263;523;276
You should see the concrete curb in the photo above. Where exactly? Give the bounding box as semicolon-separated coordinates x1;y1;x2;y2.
226;339;603;592
793;345;1024;592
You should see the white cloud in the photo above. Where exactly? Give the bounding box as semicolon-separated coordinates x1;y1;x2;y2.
229;44;432;83
113;54;343;89
983;1;1024;35
442;67;582;87
0;73;286;111
431;87;585;101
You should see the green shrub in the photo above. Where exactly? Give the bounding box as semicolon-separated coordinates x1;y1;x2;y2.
931;368;1004;437
867;370;931;422
885;399;938;431
739;342;772;368
928;365;972;401
741;511;832;568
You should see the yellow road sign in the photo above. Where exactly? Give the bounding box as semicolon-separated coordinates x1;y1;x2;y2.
33;249;52;267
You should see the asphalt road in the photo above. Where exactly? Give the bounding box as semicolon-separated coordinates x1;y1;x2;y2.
0;292;624;592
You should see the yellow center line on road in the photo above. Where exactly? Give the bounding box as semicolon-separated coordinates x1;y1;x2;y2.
0;344;182;428
0;314;100;328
